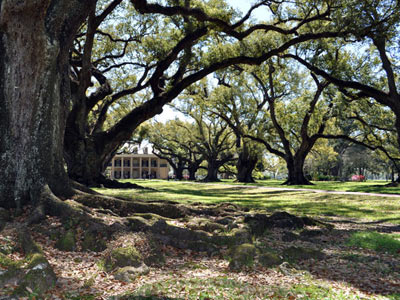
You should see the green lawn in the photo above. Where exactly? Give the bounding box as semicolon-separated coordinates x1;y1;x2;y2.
218;179;400;194
95;180;400;224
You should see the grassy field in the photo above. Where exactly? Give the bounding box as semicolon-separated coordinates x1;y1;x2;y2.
95;180;400;224
218;179;400;194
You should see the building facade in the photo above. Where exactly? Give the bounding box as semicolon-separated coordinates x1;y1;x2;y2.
107;153;169;180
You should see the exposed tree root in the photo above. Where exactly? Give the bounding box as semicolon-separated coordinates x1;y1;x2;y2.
23;185;128;249
72;192;188;218
70;180;102;195
27;185;85;225
0;225;57;297
1;183;341;298
4;184;330;257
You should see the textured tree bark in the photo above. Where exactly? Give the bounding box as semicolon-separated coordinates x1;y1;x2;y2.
0;0;95;210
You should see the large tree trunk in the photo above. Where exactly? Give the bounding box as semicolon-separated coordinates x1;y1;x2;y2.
0;1;94;210
236;149;257;183
283;156;311;185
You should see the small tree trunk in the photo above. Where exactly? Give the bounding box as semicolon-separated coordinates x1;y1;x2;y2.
187;166;197;181
236;150;257;183
204;162;220;182
174;167;184;180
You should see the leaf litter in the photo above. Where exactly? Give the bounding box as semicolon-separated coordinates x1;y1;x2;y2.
0;206;399;299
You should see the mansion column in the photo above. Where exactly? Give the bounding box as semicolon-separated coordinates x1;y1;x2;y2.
130;156;133;179
139;157;142;179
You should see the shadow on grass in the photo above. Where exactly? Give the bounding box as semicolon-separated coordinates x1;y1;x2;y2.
220;179;400;194
97;182;400;223
347;186;400;194
146;186;249;199
36;196;399;300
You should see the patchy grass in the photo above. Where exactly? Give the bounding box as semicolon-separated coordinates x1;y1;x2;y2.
64;293;97;300
95;180;400;223
3;180;395;299
347;231;400;255
116;277;378;300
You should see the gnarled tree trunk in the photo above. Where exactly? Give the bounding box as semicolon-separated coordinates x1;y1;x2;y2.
203;158;224;182
0;0;95;210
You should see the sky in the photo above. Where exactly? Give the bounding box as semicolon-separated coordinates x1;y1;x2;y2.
228;0;270;21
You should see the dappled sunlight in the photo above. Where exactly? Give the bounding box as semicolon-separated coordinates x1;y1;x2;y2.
2;185;400;299
66;180;400;298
